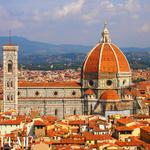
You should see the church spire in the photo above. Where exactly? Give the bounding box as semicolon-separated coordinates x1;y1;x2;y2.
100;21;111;43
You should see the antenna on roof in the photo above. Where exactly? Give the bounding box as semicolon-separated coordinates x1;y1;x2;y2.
9;30;12;44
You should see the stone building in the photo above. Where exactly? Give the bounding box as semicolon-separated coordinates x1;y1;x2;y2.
3;23;134;118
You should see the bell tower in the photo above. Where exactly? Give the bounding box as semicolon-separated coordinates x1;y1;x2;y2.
3;39;19;112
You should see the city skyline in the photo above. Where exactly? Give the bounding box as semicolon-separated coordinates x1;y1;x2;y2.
0;0;149;47
0;1;150;149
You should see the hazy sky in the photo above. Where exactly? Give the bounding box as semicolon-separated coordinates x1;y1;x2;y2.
0;0;149;47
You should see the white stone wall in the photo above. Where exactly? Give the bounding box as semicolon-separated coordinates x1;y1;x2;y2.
0;124;21;135
18;98;83;119
82;79;98;89
105;110;131;118
18;86;82;118
83;78;119;90
18;87;81;98
98;79;118;89
117;72;132;88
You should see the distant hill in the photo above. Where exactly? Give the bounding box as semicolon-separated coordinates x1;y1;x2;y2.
121;47;150;52
0;36;91;56
18;51;150;70
0;36;149;70
0;36;149;56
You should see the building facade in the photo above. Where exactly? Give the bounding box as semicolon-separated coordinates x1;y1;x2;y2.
3;23;134;118
18;82;83;119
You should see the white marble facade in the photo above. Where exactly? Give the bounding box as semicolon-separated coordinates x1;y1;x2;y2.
18;87;83;118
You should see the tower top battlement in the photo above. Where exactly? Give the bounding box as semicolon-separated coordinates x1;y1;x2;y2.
3;45;19;51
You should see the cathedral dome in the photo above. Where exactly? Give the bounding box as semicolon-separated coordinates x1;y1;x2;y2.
100;90;120;102
82;23;131;79
83;43;130;73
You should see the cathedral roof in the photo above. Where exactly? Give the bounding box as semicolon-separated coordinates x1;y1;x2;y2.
18;81;81;88
100;90;120;102
82;23;131;76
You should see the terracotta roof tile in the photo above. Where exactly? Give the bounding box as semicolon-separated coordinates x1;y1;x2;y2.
0;119;21;125
68;120;86;125
84;132;113;141
100;90;120;101
141;126;150;133
83;43;102;73
84;89;94;95
115;140;143;147
34;120;46;126
83;43;130;76
117;117;134;125
18;81;81;88
115;126;134;131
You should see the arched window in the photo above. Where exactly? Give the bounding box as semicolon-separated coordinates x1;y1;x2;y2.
10;81;13;87
11;95;13;101
7;81;9;87
8;60;13;73
7;95;10;101
18;91;20;96
73;109;76;115
55;109;58;116
90;104;93;115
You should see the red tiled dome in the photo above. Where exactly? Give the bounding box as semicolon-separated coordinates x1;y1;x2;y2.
100;90;120;102
82;23;131;79
82;43;130;74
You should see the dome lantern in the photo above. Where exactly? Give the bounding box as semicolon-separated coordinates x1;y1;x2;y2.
100;22;111;43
